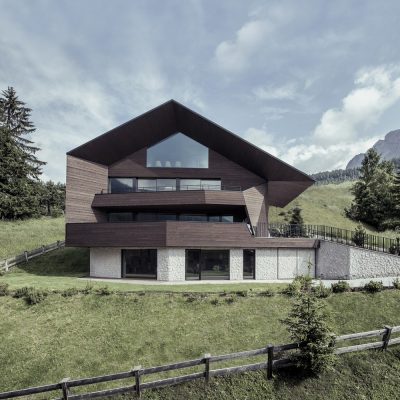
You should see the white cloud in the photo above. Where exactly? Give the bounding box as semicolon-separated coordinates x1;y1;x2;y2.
253;83;297;101
314;65;400;144
213;19;273;73
244;126;279;156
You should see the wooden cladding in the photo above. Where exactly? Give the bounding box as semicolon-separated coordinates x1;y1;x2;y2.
65;155;108;223
109;149;266;191
92;190;246;209
243;183;268;227
66;222;319;249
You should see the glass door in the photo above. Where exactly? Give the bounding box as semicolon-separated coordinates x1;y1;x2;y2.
122;249;157;279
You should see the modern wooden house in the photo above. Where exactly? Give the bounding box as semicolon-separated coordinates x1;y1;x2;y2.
65;100;318;281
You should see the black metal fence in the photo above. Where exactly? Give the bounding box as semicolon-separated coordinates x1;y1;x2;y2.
254;223;400;256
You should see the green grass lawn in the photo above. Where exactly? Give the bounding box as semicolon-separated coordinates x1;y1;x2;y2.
270;182;398;238
0;216;65;260
0;287;399;399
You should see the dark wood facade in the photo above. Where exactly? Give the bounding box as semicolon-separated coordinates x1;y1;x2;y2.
65;100;314;248
66;222;319;249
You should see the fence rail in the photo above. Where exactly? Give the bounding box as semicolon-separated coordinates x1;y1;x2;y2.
0;240;65;272
0;325;398;399
255;223;400;256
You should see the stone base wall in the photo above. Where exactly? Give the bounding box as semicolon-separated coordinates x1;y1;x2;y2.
317;241;400;279
89;247;316;281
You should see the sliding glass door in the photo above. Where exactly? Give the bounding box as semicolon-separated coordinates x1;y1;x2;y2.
185;249;230;280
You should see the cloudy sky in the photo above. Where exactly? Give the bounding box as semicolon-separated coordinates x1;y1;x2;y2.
1;0;400;182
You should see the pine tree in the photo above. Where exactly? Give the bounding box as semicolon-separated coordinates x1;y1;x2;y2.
393;168;400;219
346;149;396;230
281;274;336;375
0;88;45;219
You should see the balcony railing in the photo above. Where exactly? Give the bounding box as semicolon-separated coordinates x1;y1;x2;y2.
255;223;400;256
99;185;242;194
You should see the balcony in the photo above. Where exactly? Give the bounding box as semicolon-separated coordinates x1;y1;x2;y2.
66;221;319;249
92;187;246;210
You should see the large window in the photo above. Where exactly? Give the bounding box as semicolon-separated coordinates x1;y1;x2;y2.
108;212;134;222
137;179;157;192
147;133;209;168
186;249;230;280
179;179;221;191
243;249;255;279
122;249;157;279
108;178;135;193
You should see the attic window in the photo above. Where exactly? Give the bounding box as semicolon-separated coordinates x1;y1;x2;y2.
146;133;208;168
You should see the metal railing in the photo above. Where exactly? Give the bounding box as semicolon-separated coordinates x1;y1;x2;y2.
99;185;241;194
254;223;400;256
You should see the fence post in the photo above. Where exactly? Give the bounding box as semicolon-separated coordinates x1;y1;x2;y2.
57;240;60;249
60;377;70;400
24;251;28;262
42;245;45;254
133;365;141;397
204;353;211;384
4;259;8;272
382;326;393;351
267;345;274;380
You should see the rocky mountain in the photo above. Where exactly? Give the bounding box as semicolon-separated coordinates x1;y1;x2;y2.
346;129;400;169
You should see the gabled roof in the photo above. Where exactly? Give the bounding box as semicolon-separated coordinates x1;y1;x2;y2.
67;99;314;188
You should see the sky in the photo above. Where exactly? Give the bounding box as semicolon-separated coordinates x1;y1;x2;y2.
1;0;400;182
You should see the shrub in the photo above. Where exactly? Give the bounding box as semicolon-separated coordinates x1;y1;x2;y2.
235;290;248;297
210;298;219;306
95;286;113;296
352;224;366;247
312;281;331;298
363;280;384;293
13;286;34;298
186;294;197;303
81;282;94;294
282;275;312;296
62;287;79;297
224;295;236;304
24;289;49;305
0;282;9;296
393;278;400;289
257;289;275;297
331;281;351;293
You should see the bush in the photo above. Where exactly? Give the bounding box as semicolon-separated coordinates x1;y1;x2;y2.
235;290;248;297
62;287;79;297
81;282;94;294
95;286;113;296
257;289;275;297
393;278;400;289
352;224;366;247
224;295;236;304
312;281;331;298
210;298;219;306
186;294;197;303
24;288;49;305
0;282;9;296
13;286;34;298
363;280;384;293
282;275;313;296
331;281;351;293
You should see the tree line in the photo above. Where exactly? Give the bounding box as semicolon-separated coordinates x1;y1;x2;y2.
0;87;65;220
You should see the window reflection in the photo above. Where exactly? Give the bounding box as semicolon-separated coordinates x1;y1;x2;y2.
108;178;134;193
147;133;209;168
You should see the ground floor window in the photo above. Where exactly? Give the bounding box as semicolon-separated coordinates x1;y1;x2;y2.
243;249;255;279
122;249;157;279
185;249;230;280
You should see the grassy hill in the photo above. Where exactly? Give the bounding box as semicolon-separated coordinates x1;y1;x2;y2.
270;182;398;238
0;216;65;260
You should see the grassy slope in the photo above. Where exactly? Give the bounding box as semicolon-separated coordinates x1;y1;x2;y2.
0;289;399;399
0;216;65;260
270;182;398;238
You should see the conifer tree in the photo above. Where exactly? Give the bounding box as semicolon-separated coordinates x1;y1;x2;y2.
0;87;45;219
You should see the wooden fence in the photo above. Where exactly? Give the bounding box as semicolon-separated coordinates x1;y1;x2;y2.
0;240;65;272
0;325;399;400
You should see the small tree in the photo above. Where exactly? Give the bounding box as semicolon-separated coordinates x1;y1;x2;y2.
288;206;305;237
281;274;336;375
352;224;366;247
